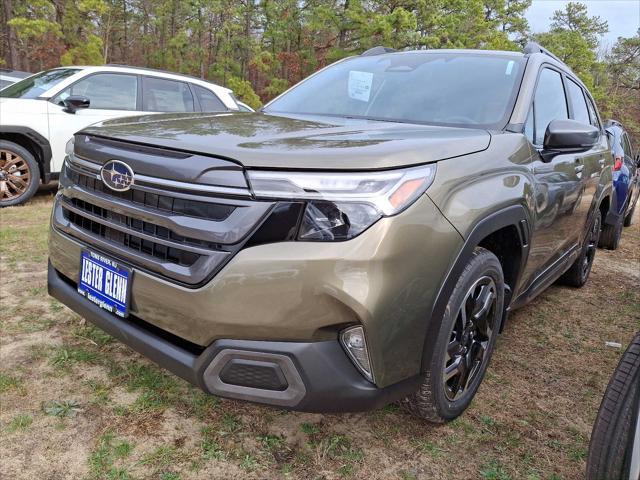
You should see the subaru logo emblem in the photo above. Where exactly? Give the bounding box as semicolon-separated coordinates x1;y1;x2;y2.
101;160;134;192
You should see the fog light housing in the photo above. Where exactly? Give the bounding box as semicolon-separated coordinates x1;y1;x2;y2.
340;326;374;383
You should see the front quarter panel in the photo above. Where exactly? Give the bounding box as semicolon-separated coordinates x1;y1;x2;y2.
428;133;536;241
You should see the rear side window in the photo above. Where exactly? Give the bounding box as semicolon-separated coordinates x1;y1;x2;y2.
193;85;226;112
532;69;568;145
142;77;195;112
585;96;601;129
623;133;633;158
55;73;138;110
566;79;590;125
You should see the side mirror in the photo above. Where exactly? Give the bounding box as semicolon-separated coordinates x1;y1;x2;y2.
541;119;599;162
63;95;90;114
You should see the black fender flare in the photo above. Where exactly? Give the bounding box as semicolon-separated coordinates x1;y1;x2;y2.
420;204;531;372
596;183;614;226
0;126;52;183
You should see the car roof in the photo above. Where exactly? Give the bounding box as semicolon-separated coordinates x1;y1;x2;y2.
359;46;575;79
0;69;31;79
47;65;232;95
357;48;524;59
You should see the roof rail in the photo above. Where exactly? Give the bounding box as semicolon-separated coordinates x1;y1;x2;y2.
104;63;211;83
523;41;563;63
361;46;398;56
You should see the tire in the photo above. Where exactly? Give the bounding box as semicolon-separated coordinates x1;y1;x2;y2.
586;332;640;480
0;140;40;207
624;198;637;227
599;217;623;250
560;209;601;288
399;247;504;423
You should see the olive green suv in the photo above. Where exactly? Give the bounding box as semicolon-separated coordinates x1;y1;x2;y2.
48;43;612;422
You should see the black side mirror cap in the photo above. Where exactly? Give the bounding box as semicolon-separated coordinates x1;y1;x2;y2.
541;119;600;162
63;95;90;114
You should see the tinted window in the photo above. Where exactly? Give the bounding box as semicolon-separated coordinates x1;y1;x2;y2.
585;96;601;129
533;69;568;145
55;73;138;110
0;68;79;99
265;53;524;128
566;79;590;125
609;128;624;158
623;133;633;158
193;85;226;112
142;77;194;112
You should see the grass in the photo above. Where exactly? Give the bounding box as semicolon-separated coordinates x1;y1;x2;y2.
43;400;82;418
1;195;639;479
51;346;100;369
301;422;320;436
0;373;23;393
480;459;511;480
7;414;33;432
139;445;179;469
88;432;135;480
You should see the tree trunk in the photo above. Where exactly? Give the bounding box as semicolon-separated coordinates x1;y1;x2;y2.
122;0;128;62
3;0;20;69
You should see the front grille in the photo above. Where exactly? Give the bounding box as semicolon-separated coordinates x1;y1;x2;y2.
67;169;235;221
53;144;274;286
66;197;222;251
62;201;201;267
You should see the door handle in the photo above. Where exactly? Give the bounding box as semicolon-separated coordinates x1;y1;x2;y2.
575;165;584;173
598;158;605;166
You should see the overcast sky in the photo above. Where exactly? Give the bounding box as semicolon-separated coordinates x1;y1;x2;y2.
526;0;640;49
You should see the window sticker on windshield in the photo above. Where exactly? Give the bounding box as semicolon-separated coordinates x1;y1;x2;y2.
348;71;373;102
505;60;514;75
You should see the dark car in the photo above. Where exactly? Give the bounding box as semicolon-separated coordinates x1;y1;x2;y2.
48;42;613;422
600;120;639;249
0;68;31;89
587;332;640;480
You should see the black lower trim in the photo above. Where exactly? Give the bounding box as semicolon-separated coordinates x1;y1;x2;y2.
421;204;530;371
0;126;52;183
48;262;420;412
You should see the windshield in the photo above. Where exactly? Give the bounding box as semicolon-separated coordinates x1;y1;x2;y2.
264;53;524;128
0;68;80;99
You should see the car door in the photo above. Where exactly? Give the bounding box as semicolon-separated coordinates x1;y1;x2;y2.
564;77;606;236
622;132;639;214
47;73;139;172
521;67;585;288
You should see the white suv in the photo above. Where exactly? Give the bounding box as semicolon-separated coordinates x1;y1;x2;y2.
0;65;245;206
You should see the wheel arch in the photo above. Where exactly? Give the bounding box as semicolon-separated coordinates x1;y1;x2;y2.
420;204;530;372
0;127;52;183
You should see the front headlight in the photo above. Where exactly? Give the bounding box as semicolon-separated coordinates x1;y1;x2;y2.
247;164;436;241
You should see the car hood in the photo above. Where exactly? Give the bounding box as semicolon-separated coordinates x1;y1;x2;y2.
81;112;491;170
0;97;49;114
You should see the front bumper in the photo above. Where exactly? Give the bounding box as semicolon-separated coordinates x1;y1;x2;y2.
49;193;462;387
48;262;420;411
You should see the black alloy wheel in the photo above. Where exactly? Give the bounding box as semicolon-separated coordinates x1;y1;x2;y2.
443;276;497;401
581;212;601;280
